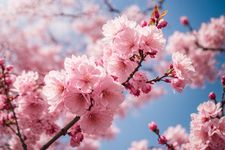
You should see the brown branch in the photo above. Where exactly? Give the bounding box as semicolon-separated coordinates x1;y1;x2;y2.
1;66;27;150
40;116;80;150
53;12;84;18
103;0;121;13
195;41;224;52
122;50;147;86
146;73;169;84
221;87;225;116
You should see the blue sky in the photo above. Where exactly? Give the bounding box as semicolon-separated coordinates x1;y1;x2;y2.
101;0;225;149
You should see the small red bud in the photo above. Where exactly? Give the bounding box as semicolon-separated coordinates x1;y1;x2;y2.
208;92;216;100
0;58;4;66
148;121;158;132
157;20;168;29
6;65;13;72
141;20;148;27
154;9;160;18
221;75;225;86
180;16;189;25
158;135;167;145
164;79;171;83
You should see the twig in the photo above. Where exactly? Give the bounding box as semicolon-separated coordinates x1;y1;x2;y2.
147;73;169;83
41;116;80;150
103;0;121;13
221;87;225;116
122;50;147;86
1;66;27;150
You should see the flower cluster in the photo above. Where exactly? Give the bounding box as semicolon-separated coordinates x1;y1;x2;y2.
43;55;124;140
188;101;225;149
198;16;225;49
167;31;217;87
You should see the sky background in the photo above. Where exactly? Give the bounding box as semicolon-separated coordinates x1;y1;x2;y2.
101;0;225;149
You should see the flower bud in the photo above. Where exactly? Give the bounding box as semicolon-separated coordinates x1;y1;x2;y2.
208;92;216;100
157;20;168;29
142;84;152;94
0;58;4;66
6;65;13;72
221;75;225;86
158;135;167;144
141;20;148;27
180;16;189;25
148;121;158;132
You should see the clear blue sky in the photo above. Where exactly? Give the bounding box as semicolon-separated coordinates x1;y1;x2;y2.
101;0;225;149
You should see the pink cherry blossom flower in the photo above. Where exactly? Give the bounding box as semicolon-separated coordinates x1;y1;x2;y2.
198;16;225;49
171;78;186;93
113;27;140;58
63;89;91;116
164;125;189;148
79;107;114;135
42;70;65;113
105;54;137;82
93;76;124;109
65;55;103;93
197;101;222;119
138;26;165;54
172;52;195;82
13;71;39;95
102;15;136;41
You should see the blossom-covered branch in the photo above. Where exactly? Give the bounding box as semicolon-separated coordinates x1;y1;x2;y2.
0;60;27;150
41;116;80;150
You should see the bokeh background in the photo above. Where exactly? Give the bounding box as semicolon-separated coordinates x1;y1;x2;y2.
101;0;225;149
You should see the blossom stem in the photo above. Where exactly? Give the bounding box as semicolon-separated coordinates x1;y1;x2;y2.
122;50;147;86
153;129;174;150
1;66;27;150
146;73;170;83
41;116;80;150
221;87;225;116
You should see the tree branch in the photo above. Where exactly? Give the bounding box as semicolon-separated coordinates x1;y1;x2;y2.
221;87;225;116
1;66;27;150
147;73;169;83
40;116;80;150
122;50;147;86
103;0;121;13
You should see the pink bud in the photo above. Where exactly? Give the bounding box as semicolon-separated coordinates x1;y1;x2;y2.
154;9;160;18
142;84;152;93
164;79;171;83
0;58;4;66
208;92;216;100
131;88;140;96
157;20;168;29
141;20;148;27
70;132;84;147
5;77;12;85
180;16;189;25
158;135;167;144
148;121;158;132
221;75;225;86
6;65;13;72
